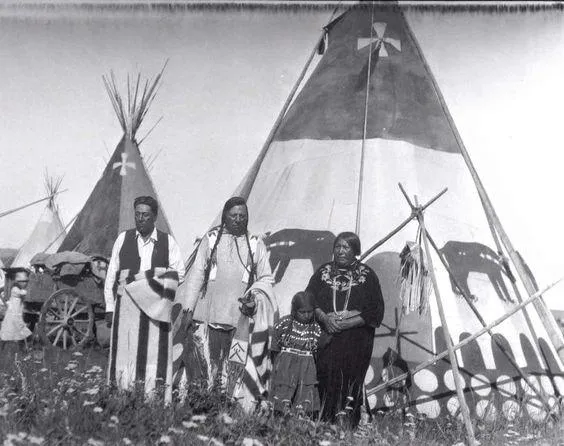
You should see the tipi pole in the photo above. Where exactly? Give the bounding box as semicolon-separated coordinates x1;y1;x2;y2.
366;275;563;397
359;187;447;261
238;5;341;199
0;189;68;220
424;228;555;414
415;196;477;446
355;2;377;235
402;10;564;361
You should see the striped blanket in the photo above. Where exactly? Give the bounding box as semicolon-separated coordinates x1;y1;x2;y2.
172;281;278;412
229;281;278;412
108;267;179;402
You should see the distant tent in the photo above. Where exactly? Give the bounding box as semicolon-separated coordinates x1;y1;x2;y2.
11;174;66;268
58;68;171;259
191;3;564;422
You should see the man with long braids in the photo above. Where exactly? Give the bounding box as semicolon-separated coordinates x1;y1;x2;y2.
180;196;277;411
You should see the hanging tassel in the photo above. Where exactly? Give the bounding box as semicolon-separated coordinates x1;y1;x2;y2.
398;227;432;315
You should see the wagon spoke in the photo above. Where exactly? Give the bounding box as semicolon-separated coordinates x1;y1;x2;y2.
70;331;78;346
63;295;69;317
67;297;79;316
63;330;68;350
46;324;64;336
71;325;88;338
47;308;62;320
53;327;63;346
69;306;89;318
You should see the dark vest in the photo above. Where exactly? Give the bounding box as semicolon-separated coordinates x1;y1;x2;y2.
116;228;170;286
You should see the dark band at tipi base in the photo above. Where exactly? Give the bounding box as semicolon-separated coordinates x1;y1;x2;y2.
0;2;563;445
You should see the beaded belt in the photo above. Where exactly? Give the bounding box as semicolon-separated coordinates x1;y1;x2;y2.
281;347;313;356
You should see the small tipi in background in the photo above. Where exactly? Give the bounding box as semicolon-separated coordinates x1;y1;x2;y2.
11;174;66;268
58;68;172;259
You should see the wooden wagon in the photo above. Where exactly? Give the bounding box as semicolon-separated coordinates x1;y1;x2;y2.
24;251;108;350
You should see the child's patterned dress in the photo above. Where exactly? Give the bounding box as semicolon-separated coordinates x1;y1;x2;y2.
270;315;322;412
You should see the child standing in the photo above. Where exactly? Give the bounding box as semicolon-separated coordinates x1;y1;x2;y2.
0;267;32;353
270;291;322;414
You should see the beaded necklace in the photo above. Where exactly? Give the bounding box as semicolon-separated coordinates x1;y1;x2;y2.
332;266;353;320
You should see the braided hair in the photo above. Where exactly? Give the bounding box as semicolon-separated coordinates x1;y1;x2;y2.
200;197;256;296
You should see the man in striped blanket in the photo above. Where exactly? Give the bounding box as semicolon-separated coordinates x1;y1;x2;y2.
104;196;185;402
176;197;278;412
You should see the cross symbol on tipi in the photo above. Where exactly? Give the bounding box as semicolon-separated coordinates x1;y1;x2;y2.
357;22;401;57
112;152;136;176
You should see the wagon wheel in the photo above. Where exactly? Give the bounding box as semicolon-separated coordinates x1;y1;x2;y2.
39;288;94;350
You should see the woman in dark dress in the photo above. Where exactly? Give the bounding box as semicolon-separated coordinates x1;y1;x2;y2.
306;232;384;429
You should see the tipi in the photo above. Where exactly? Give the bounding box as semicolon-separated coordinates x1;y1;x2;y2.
58;69;172;259
199;4;564;422
11;174;66;268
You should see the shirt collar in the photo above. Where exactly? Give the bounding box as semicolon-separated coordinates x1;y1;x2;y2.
136;227;158;243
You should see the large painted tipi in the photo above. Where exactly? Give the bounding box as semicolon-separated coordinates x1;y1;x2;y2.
58;69;171;259
11;174;66;268
198;3;564;423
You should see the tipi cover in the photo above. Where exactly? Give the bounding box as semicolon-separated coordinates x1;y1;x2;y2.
58;70;171;259
11;176;66;268
215;4;564;421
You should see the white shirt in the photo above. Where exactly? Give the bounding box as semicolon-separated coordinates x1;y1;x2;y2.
103;227;185;313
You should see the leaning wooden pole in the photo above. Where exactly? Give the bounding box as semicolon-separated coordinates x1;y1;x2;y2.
402;10;564;362
416;197;477;445
425;229;555;414
367;276;563;397
238;6;341;199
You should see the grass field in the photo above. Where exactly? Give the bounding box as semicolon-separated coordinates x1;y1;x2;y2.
0;345;563;446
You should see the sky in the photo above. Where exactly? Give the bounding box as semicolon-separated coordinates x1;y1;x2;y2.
1;2;564;308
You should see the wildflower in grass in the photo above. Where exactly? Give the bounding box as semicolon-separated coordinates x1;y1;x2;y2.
168;427;184;435
218;412;234;425
318;441;332;446
66;388;76;394
39;368;48;373
242;438;264;446
72;351;83;357
27;435;45;445
87;439;104;446
93;406;103;413
158;435;171;444
83;386;100;396
191;414;207;423
123;439;132;445
83;400;95;406
182;421;198;429
197;435;209;442
110;415;119;424
86;366;103;374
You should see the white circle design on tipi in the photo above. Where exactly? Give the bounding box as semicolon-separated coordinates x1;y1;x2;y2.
415;396;440;419
470;374;491;397
539;375;555;395
525;397;547;422
475;399;497;423
413;369;438;392
364;365;375;385
502;400;520;421
552;376;564;395
496;375;517;397
383;391;396;407
367;393;377;409
446;397;460;417
444;370;465;391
